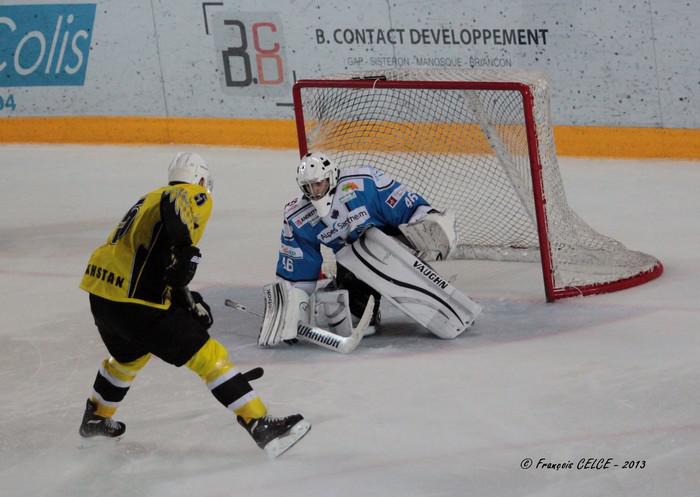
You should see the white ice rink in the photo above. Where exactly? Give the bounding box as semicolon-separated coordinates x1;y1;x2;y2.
1;144;699;497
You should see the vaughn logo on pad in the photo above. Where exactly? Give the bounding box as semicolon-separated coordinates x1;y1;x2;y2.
0;4;96;87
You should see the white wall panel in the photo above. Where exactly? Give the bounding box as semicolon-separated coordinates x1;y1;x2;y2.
1;0;697;128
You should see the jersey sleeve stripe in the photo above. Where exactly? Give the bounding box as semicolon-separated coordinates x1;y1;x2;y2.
275;273;319;283
286;202;315;220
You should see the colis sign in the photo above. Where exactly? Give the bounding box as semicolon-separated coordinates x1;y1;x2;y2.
0;3;95;87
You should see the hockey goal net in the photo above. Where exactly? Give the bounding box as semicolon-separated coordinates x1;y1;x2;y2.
292;69;662;301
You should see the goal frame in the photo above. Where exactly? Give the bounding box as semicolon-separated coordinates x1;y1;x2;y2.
292;77;663;302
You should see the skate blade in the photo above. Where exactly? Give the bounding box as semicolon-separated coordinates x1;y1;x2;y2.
77;434;124;449
264;420;311;459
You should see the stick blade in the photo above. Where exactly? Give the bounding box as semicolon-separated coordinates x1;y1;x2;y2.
225;299;245;311
339;295;374;353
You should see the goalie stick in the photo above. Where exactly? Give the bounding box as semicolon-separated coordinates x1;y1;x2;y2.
224;295;374;354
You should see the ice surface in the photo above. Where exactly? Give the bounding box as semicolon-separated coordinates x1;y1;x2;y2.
0;145;699;497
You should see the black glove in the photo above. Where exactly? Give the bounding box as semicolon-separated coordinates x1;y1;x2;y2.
190;290;213;329
164;245;201;288
242;367;264;382
170;288;213;329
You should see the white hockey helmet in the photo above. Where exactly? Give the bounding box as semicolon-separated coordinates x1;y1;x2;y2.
296;152;338;217
168;152;213;193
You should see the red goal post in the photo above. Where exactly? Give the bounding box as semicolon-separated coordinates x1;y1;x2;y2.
292;69;662;301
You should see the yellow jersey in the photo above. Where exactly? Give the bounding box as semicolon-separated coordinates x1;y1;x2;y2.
80;183;212;309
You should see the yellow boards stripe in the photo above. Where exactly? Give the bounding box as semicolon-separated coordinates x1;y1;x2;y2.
0;117;298;148
0;116;698;159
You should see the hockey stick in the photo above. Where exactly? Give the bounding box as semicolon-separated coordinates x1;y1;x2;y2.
224;299;263;318
224;296;373;354
297;295;373;354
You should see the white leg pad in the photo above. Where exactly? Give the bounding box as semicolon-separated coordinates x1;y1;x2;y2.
336;228;481;339
258;281;309;347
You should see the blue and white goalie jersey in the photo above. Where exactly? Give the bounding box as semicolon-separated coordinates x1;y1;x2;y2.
276;165;431;283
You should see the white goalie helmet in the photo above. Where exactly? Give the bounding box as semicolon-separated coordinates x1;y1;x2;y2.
168;152;213;193
296;152;339;217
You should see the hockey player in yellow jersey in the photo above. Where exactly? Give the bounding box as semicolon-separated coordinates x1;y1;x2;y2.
78;152;310;457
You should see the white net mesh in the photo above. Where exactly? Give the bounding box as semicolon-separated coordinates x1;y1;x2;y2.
296;69;661;298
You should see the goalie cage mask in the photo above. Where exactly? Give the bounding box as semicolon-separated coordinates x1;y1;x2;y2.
297;152;339;217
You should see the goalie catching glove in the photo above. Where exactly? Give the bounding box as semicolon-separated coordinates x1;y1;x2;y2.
399;209;456;261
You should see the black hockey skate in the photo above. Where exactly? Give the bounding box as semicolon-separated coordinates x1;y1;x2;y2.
79;399;126;438
237;414;311;458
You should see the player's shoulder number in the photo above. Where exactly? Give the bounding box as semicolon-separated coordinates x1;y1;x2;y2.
111;197;145;244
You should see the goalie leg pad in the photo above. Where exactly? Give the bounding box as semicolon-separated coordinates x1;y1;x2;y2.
335;228;481;339
258;281;309;347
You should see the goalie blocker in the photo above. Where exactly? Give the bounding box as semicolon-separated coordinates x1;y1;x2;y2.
336;227;481;339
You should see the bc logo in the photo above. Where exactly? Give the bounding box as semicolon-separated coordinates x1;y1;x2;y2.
0;4;96;87
209;11;290;97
